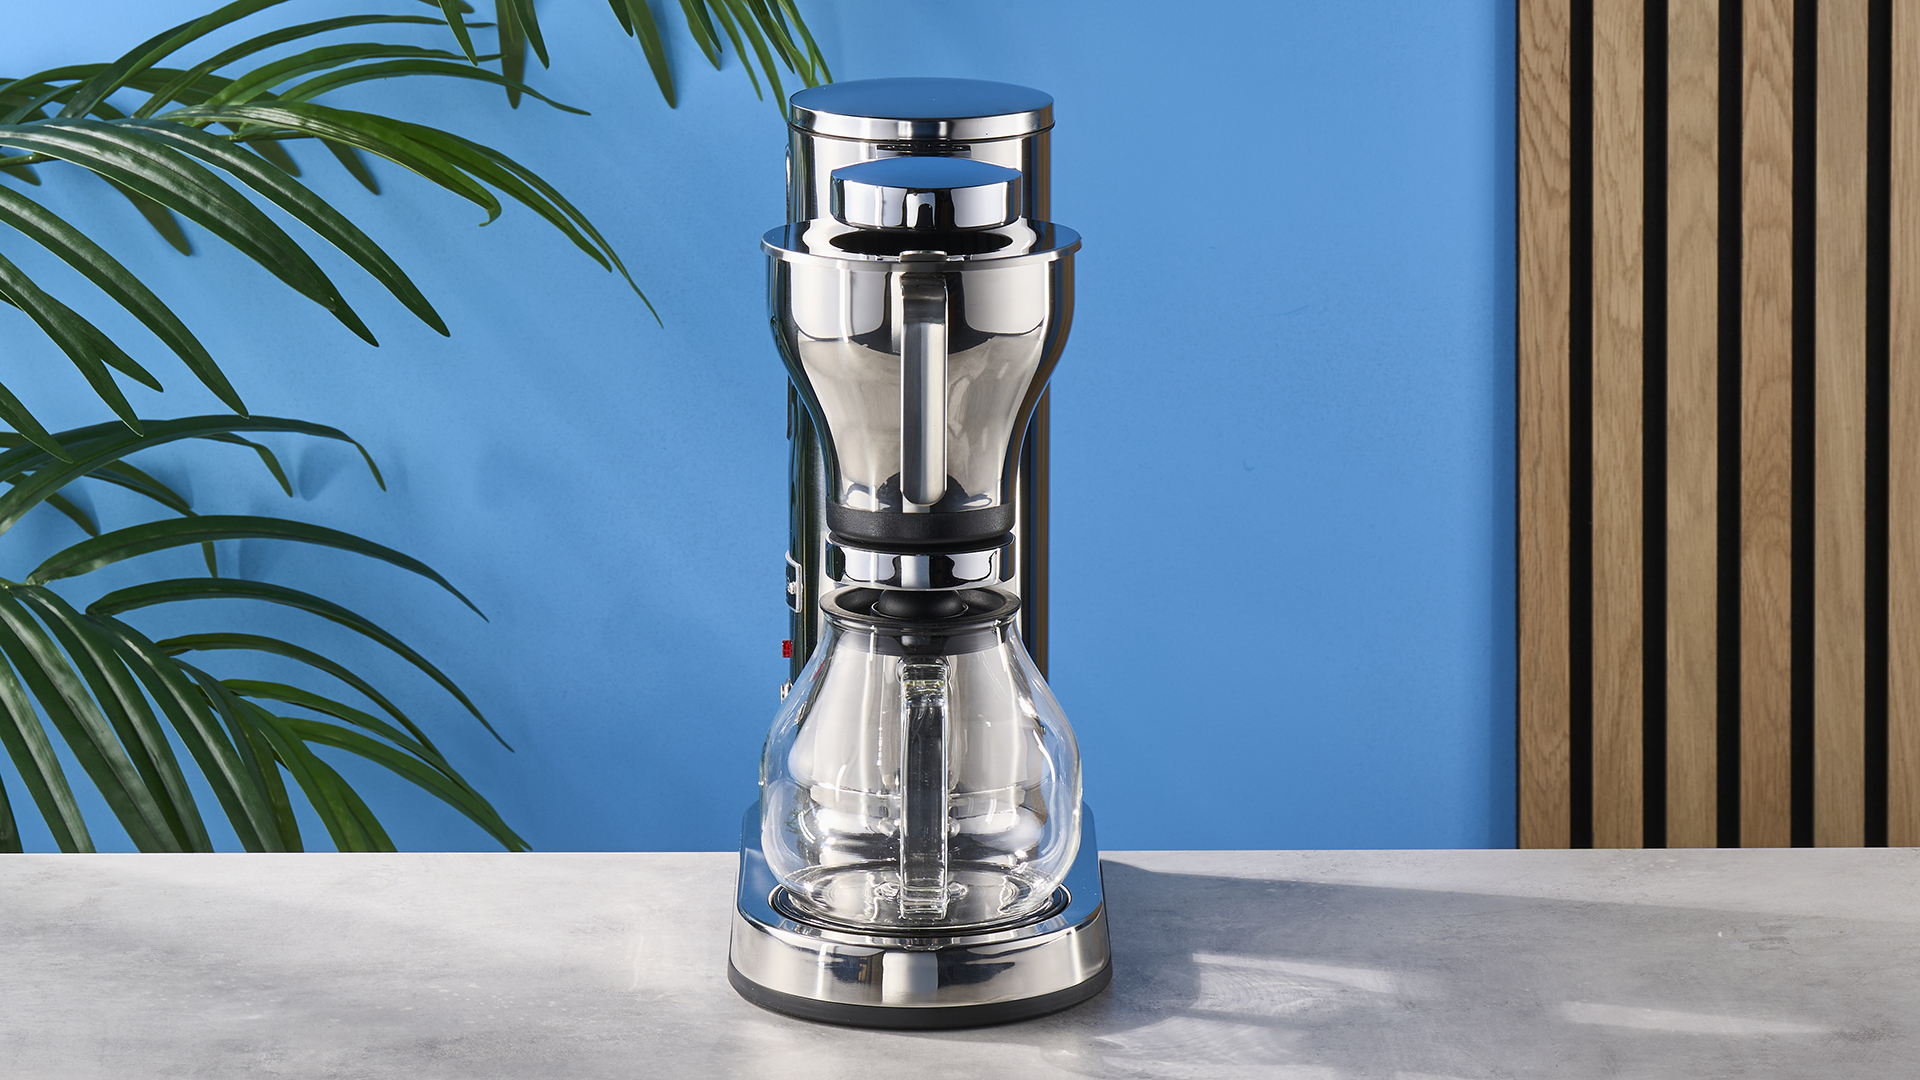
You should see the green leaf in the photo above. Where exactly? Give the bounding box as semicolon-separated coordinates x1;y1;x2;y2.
121;119;450;337
87;577;506;749
615;0;677;107
164;103;652;315
322;139;379;193
135;14;457;117
3;75;91;127
29;514;485;620
224;679;453;781
0;772;21;852
108;180;192;255
0;250;147;434
276;59;587;116
244;134;300;176
198;432;291;494
86;460;193;516
305;753;394;851
0;155;40;185
0;181;246;413
0;120;378;344
57;0;294;119
18;586;210;850
679;1;725;68
500;0;549;68
241;702;368;851
0;590;172;850
772;0;830;84
184;667;301;850
701;1;761;100
497;0;527;108
439;1;481;63
102;622;277;850
716;0;785;106
392;123;658;319
202;43;481;110
287;714;526;849
40;492;98;537
160;102;501;221
0;415;381;538
604;0;635;35
0;642;92;851
0;380;67;461
158;631;439;755
0;283;167;394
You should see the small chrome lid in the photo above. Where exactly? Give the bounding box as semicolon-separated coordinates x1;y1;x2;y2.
788;78;1053;142
830;157;1021;231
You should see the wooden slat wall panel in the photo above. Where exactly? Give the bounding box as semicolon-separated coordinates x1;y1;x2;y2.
1740;0;1797;848
1592;3;1648;847
1520;0;1915;850
1666;0;1720;848
1891;0;1920;847
1814;0;1870;847
1520;0;1575;849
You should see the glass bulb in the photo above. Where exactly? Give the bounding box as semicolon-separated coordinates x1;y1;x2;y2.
759;588;1081;931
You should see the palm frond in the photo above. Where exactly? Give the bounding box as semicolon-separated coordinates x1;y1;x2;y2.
0;416;520;852
489;0;827;110
0;1;633;457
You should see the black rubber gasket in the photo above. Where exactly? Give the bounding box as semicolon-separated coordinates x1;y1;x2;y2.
826;503;1014;553
727;961;1111;1030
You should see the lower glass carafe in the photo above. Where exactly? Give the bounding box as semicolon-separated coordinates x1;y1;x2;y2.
759;588;1081;932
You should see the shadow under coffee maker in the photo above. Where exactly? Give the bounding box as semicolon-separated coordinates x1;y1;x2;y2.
728;78;1111;1028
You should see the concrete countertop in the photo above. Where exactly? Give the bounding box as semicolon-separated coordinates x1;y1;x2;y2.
4;848;1917;1078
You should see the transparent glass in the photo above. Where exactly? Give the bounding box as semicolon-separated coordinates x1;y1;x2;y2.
760;589;1081;931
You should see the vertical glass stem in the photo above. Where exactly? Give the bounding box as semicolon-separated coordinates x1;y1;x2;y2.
897;656;950;920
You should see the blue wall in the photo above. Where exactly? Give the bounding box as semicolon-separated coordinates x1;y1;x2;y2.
5;0;1515;851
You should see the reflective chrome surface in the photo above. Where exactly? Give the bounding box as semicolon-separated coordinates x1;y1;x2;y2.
783;79;1057;671
836;545;1004;590
831;157;1022;232
789;78;1053;143
764;224;1077;525
750;81;1098;1024
729;799;1110;1026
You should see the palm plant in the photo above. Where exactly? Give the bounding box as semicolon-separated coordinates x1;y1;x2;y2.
0;0;826;851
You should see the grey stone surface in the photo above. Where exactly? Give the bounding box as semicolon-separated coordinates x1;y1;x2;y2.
2;848;1917;1078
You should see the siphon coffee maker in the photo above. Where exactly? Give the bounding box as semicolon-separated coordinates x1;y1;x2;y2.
728;79;1111;1028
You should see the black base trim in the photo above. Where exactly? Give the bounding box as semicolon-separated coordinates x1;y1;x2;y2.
727;961;1111;1030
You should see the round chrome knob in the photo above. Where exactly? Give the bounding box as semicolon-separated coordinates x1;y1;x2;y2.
830;157;1022;231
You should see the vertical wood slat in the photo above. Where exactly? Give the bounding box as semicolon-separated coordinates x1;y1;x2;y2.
1813;0;1870;847
1667;0;1721;848
1890;0;1920;847
1592;2;1647;847
1520;0;1575;849
1741;0;1797;847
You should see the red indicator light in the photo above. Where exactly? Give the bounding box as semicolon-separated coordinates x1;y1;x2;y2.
781;640;794;658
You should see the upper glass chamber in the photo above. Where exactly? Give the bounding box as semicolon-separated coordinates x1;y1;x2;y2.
760;588;1081;931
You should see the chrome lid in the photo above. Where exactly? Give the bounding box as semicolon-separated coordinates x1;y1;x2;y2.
831;158;1022;231
789;78;1053;142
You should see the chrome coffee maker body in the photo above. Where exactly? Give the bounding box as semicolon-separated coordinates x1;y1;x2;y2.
729;79;1111;1028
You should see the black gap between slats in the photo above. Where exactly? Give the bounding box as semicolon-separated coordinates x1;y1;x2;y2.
1790;0;1818;848
1571;0;1597;850
1865;0;1892;847
1718;0;1746;848
1645;0;1671;849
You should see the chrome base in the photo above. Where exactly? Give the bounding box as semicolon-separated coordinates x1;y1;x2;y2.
728;801;1112;1029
